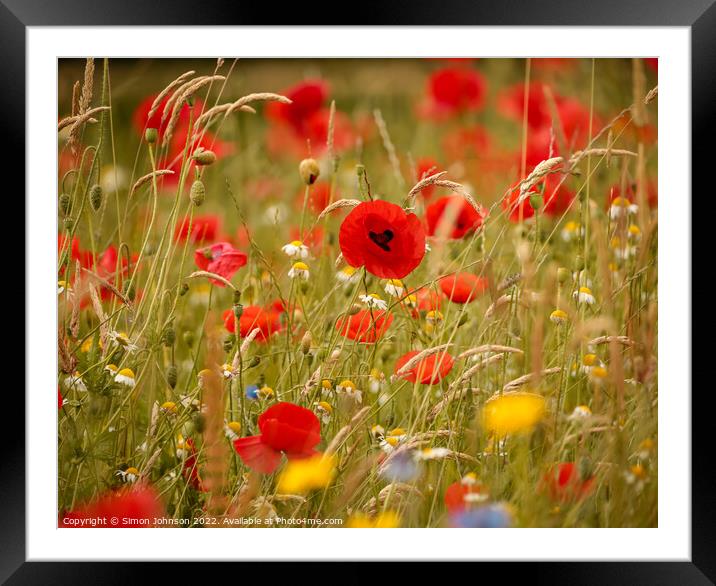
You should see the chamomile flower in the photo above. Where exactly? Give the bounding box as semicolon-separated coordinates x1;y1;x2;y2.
288;261;310;280
400;293;418;310
258;385;275;400
383;279;405;297
610;236;636;260
482;436;507;457
636;438;655;460
581;353;603;374
560;221;583;242
573;286;596;305
609;196;638;219
108;331;140;353
368;368;386;394
359;293;388;311
416;447;452;461
627;224;642;241
589;365;609;383
115;368;137;387
160;401;178;414
57;280;73;297
336;266;360;284
80;338;102;353
65;371;87;392
379;428;408;454
224;421;242;441
314;401;333;424
175;435;190;459
336;379;362;403
221;363;238;379
116;466;140;483
425;309;444;334
104;364;118;376
569;405;593;420
281;240;310;259
370;424;386;441
550;309;569;324
190;283;212;306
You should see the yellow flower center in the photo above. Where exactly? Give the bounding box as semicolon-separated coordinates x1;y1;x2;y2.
338;379;356;390
290;240;303;247
292;262;309;271
579;286;593;295
117;368;135;378
583;354;598;366
125;467;139;476
227;421;242;434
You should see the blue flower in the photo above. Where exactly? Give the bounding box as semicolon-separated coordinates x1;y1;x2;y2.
450;503;513;528
245;384;260;400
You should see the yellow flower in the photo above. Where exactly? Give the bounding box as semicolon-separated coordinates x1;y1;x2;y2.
346;511;400;528
549;309;568;324
276;454;336;494
482;392;545;437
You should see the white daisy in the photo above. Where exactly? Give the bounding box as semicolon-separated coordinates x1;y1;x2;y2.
288;261;310;280
281;240;310;259
114;368;137;387
336;379;362;403
314;401;333;425
609;197;639;219
368;369;386;394
224;421;242;441
336;266;360;284
383;279;405;298
115;466;140;483
359;293;388;311
65;371;87;392
573;286;596;305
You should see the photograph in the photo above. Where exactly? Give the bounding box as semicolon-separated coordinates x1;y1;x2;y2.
56;56;659;530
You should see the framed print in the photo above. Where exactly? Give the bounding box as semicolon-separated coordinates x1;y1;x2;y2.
8;0;712;581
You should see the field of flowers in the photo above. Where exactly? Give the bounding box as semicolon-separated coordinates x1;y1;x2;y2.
57;57;658;528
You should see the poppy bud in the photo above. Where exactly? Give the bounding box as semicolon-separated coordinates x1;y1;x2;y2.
193;413;206;434
193;149;217;166
162;326;176;347
190;180;205;206
299;158;320;185
233;303;243;323
167;365;177;388
179;282;189;296
458;313;470;327
183;331;195;348
63;217;74;231
529;194;542;211
557;267;570;284
233;290;242;305
144;128;158;144
223;334;236;353
248;356;261;368
301;331;312;355
573;255;585;272
59;193;71;215
90;184;103;212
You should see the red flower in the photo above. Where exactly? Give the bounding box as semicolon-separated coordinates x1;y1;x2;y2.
223;306;282;342
414;287;442;313
441;124;492;162
394;350;455;385
501;184;539;223
414;157;442;200
233;402;321;474
174;214;220;243
444;478;488;512
132;93;201;144
420;67;487;119
339;200;426;279
265;79;328;133
439;273;488;304
498;82;552;130
425;195;486;240
58;387;63;409
541;462;595;503
61;486;166;527
335;309;393;344
194;242;247;287
294;181;334;214
542;174;576;217
181;437;206;491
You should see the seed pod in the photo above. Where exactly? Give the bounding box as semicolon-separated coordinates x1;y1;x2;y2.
179;282;189;296
458;313;469;327
193;149;217;166
573;255;585;272
529;194;542;211
144;128;158;144
59;193;71;216
248;356;261;368
223;334;235;353
163;326;176;347
183;331;195;348
192;413;206;434
299;158;320;185
189;180;205;206
301;331;312;355
557;267;570;284
89;184;103;212
167;365;178;389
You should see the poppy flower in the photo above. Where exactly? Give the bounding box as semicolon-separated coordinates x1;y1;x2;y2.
132;93;203;145
444;475;488;512
223;306;282;342
425;195;486;240
394;350;455;385
194;242;247;287
266;106;355;159
233;402;322;474
414;287;442;314
339;200;426;279
335;309;393;344
294;181;334;214
174;214;220;243
541;462;595;503
541;173;576;217
497;82;552;130
265;79;328;133
61;485;166;527
414;157;442;200
58;387;64;409
439;272;489;304
441;124;492;162
420;67;487;119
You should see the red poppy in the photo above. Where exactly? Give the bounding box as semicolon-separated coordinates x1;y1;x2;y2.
394;350;455;385
132;93;202;144
414;157;442;200
61;485;166;527
439;273;489;304
335;309;393;344
541;462;595;503
174;214;220;243
441;124;492;162
501;183;539;223
265;79;328;133
425;195;486;240
498;82;552;130
223;306;282;342
339;200;426;279
444;479;488;512
420;67;487;119
532;58;579;73
266;107;355;159
557;98;600;148
294;181;334;214
233;402;321;474
58;387;64;409
193;242;247;287
644;58;658;73
414;287;442;313
540;174;576;217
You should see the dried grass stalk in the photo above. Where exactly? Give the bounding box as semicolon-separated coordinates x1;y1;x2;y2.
316;199;362;220
187;270;236;290
449;353;505;390
324;406;371;456
502;367;562;391
163;75;226;145
391;343;453;381
128;170;175;198
79;58;95;114
147;70;196;120
456;344;523;360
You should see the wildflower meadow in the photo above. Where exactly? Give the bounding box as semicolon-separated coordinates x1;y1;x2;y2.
57;58;658;529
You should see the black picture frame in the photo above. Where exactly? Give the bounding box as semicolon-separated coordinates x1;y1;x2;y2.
6;0;710;582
